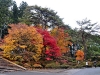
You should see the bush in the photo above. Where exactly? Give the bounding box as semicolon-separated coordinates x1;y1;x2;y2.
59;64;69;69
96;61;100;67
33;64;42;68
45;62;60;69
73;64;83;68
45;62;69;69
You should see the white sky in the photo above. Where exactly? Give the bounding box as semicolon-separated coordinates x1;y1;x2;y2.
15;0;100;29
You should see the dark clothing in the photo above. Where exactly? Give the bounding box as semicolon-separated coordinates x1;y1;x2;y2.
93;61;96;68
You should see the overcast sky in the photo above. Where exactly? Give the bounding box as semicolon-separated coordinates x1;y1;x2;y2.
15;0;100;29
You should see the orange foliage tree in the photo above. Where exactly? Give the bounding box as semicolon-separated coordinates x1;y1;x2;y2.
2;24;43;62
75;50;84;61
50;27;72;54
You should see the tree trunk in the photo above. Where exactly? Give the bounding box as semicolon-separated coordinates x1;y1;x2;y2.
82;33;87;60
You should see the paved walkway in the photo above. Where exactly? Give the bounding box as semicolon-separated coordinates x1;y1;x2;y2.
29;68;81;75
64;69;82;75
0;68;82;75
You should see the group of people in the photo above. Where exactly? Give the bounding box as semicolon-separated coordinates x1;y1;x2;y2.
86;60;97;68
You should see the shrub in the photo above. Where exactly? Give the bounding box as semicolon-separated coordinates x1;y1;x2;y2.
96;61;100;67
59;64;69;69
33;64;42;68
45;62;60;69
73;64;83;68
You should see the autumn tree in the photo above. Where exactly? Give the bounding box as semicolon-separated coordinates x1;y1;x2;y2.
36;26;61;60
50;27;72;55
2;24;43;63
75;50;84;61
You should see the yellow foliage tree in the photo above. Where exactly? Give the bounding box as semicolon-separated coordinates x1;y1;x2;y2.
2;23;43;62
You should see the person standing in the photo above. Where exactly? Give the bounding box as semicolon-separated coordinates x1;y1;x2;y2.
86;61;88;68
93;61;97;68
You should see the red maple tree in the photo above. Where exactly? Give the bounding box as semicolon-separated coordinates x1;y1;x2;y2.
36;27;61;60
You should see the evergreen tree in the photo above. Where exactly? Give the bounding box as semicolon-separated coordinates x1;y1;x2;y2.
18;1;28;18
21;5;64;29
0;0;13;39
0;0;13;26
12;1;19;23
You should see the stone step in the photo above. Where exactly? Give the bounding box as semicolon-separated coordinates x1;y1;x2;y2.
0;57;26;73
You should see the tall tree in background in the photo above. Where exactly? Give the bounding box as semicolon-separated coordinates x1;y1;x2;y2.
21;5;64;29
0;0;13;26
0;0;28;39
18;1;28;18
0;0;13;39
76;18;99;59
11;1;28;24
12;1;19;24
